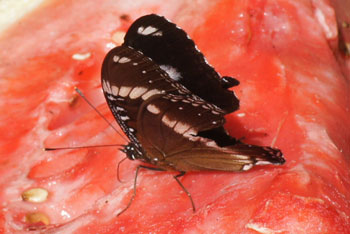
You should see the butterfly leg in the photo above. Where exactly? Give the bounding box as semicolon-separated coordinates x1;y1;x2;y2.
173;171;196;212
116;156;128;183
117;165;165;216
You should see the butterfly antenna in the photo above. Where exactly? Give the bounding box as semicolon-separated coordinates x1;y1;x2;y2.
74;87;128;142
44;144;122;151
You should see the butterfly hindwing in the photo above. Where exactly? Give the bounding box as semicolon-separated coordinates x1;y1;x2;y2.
136;93;225;162
136;92;284;171
123;14;240;113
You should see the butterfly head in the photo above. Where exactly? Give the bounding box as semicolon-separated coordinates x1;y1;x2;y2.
122;143;145;161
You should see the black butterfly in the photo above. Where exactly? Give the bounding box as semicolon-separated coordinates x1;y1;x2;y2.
101;14;285;214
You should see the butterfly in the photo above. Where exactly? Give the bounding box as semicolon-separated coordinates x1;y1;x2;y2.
101;14;285;215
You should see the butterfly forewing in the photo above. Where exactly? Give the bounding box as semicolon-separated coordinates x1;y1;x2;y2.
123;14;240;113
102;45;191;160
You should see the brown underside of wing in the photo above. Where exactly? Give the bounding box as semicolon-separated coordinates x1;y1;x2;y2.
136;95;284;172
163;144;284;171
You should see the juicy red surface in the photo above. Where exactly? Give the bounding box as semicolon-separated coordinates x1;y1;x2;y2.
0;0;349;233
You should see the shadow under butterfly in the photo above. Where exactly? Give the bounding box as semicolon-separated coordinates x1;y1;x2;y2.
102;14;285;215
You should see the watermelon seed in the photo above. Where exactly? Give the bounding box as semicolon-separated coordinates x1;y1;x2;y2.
22;188;48;203
25;212;50;225
342;22;349;28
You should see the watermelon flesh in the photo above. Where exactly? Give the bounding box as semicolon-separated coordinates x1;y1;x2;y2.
0;0;349;233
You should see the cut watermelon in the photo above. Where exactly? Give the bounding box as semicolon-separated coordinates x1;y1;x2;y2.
0;0;349;233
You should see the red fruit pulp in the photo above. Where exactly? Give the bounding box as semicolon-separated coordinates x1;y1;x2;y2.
0;0;349;233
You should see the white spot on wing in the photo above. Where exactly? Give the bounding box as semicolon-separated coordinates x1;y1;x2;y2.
114;55;131;63
153;31;163;36
202;105;210;110
255;161;272;166
120;115;130;121
162;115;177;128
147;104;160;114
174;122;190;134
107;95;116;101
119;86;132;97
242;164;253;171
102;80;108;93
137;26;145;34
159;65;182;81
137;26;160;36
111;86;119;96
119;57;131;63
141;89;160;100
116;106;125;111
113;55;120;63
129;87;148;99
102;80;112;94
